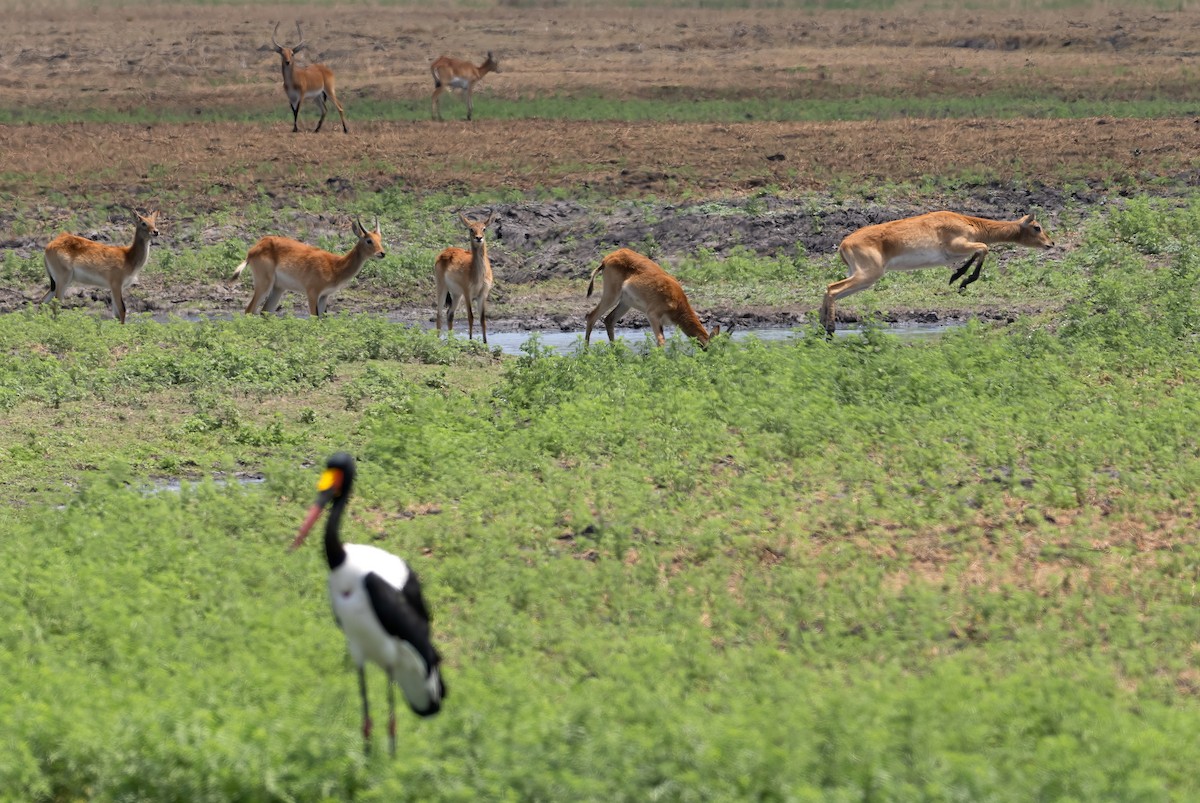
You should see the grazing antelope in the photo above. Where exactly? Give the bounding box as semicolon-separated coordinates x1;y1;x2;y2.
584;248;721;348
430;51;500;121
271;21;348;134
821;211;1055;336
434;213;495;343
230;218;384;316
41;209;160;324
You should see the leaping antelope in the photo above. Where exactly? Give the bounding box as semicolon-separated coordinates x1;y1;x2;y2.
230;217;384;316
291;452;447;757
430;51;500;121
41;209;161;324
434;213;495;343
821;211;1056;336
584;248;721;348
271;21;348;134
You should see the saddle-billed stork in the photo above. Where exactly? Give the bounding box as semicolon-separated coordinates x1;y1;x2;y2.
290;452;446;755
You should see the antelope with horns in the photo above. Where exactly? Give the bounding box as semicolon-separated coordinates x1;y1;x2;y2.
271;21;348;134
41;209;160;324
230;218;384;316
430;51;499;121
434;212;495;343
585;248;721;348
821;211;1055;336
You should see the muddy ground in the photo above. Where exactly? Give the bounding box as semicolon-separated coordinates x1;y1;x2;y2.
1;4;1198;330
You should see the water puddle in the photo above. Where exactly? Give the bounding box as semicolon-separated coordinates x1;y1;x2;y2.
145;311;960;356
483;322;959;356
141;473;266;495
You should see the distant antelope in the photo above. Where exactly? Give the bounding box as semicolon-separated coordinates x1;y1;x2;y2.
231;218;384;316
430;51;500;121
41;209;160;324
821;211;1055;336
271;21;348;134
585;248;721;348
434;213;495;343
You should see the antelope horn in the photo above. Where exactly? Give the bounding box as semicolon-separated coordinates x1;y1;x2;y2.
293;21;307;51
271;21;283;51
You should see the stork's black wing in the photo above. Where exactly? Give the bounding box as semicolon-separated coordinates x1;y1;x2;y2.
363;571;441;672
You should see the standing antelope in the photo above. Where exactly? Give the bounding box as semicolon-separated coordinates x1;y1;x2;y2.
230;218;384;316
430;51;500;121
434;213;495;343
41;209;160;324
271;21;348;134
584;248;721;348
821;211;1055;336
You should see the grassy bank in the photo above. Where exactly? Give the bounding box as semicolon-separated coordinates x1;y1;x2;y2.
4;96;1199;127
2;195;1200;799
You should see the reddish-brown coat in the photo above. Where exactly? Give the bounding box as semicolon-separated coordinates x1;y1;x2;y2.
231;218;384;316
41;209;160;324
821;211;1055;335
434;213;495;343
430;52;500;121
584;248;719;347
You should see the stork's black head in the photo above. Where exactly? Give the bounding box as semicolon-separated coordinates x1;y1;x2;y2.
290;452;357;551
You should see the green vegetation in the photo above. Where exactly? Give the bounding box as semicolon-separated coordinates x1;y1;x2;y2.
3;95;1197;126
3;197;1200;799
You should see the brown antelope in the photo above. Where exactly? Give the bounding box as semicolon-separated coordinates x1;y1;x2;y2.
271;22;348;134
434;213;495;343
821;211;1055;335
230;218;384;316
41;209;160;324
585;248;721;348
430;51;500;121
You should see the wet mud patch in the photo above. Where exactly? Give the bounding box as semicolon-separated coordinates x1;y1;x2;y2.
487;182;1098;283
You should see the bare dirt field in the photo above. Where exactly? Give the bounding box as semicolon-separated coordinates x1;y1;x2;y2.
1;3;1198;328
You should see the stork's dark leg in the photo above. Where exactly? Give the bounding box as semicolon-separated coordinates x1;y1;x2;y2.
358;666;373;754
387;682;397;757
948;253;980;287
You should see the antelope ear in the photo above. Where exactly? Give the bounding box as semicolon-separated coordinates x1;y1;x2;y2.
459;213;471;227
351;218;365;237
374;216;381;234
1018;213;1033;225
484;210;496;227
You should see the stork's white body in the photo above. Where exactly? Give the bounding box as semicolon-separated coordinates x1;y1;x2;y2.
328;544;442;714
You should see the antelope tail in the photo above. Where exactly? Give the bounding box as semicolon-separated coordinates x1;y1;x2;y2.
432;67;442;89
444;292;453;311
586;264;606;297
230;260;248;282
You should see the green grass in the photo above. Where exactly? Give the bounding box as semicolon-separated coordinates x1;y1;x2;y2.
3;195;1200;799
2;95;1198;126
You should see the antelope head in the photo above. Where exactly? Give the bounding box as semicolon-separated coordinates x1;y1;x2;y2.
1016;213;1055;250
352;217;386;260
459;211;495;244
271;21;309;67
131;208;160;240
